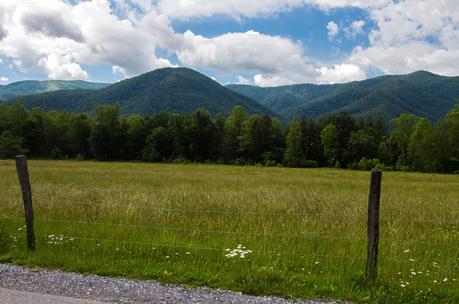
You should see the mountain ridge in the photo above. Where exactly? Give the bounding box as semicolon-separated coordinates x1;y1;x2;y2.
7;69;459;122
227;70;459;121
0;80;110;101
13;68;276;117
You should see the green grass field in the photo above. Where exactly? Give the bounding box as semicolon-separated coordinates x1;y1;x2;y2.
0;160;458;303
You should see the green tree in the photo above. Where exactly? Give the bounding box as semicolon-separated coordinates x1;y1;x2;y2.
142;127;173;161
5;102;29;137
89;104;125;160
0;102;7;133
320;123;339;166
186;108;216;161
425;105;459;172
67;114;92;158
320;112;356;166
26;109;69;158
240;115;284;163
300;118;324;164
407;118;432;171
391;114;420;168
168;113;189;159
0;131;26;159
211;113;225;161
125;115;148;160
283;120;305;167
347;129;377;163
221;106;246;161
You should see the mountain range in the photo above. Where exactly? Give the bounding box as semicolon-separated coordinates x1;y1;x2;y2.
3;68;459;122
11;68;275;117
0;80;109;101
228;71;459;121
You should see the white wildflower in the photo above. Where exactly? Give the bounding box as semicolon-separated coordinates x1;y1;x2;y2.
225;244;252;259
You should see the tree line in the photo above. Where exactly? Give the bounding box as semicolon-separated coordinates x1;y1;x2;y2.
0;101;458;173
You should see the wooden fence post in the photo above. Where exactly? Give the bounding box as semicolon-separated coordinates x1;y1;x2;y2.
366;169;382;281
15;155;35;251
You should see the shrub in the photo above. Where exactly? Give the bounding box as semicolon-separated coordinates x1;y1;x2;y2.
303;160;319;168
76;153;84;161
355;157;385;171
172;157;190;164
0;131;26;159
234;158;246;166
265;160;278;167
50;147;64;159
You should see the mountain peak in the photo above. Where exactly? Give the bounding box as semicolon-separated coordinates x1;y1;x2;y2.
406;70;440;78
14;68;276;117
228;70;459;122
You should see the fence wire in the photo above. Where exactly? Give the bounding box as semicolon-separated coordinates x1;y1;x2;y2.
2;216;457;247
40;235;366;260
37;218;367;241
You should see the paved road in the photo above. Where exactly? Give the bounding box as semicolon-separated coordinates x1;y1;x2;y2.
0;287;110;304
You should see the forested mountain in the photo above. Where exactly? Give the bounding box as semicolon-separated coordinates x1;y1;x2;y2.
10;69;459;122
226;83;345;114
228;71;459;121
14;68;276;117
0;80;109;100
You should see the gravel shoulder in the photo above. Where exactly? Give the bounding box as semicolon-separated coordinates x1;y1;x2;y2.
0;287;106;304
0;264;337;304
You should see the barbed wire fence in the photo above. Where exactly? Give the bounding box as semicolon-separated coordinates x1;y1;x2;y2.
2;155;459;282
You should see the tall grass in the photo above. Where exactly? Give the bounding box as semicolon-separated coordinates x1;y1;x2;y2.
0;160;458;303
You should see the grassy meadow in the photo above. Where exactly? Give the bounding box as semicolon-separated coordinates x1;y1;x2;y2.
0;160;458;303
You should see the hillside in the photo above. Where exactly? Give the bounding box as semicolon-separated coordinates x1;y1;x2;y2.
228;71;459;121
15;68;276;117
226;83;345;113
0;80;109;100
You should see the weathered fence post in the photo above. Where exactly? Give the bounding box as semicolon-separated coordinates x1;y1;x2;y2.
366;169;382;281
15;155;35;251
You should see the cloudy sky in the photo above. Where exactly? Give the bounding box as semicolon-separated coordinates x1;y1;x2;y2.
1;0;459;86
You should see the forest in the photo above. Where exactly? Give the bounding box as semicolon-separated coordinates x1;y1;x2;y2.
0;101;458;173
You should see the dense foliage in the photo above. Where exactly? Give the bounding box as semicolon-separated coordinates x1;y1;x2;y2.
1;101;458;173
228;71;459;122
14;68;275;117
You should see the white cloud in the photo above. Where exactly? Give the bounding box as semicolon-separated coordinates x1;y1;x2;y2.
173;30;324;86
38;53;88;80
3;0;459;87
348;20;365;37
0;0;174;80
21;8;84;42
0;0;369;86
237;75;252;85
347;0;459;76
177;31;316;74
154;0;389;20
151;0;459;82
326;21;339;39
253;74;300;87
0;76;8;83
317;63;365;84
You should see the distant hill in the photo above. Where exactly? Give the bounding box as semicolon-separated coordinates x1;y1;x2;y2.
227;71;459;121
0;80;109;100
15;68;276;117
226;83;345;114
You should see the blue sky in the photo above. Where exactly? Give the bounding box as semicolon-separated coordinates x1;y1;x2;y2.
170;6;372;83
0;1;458;86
